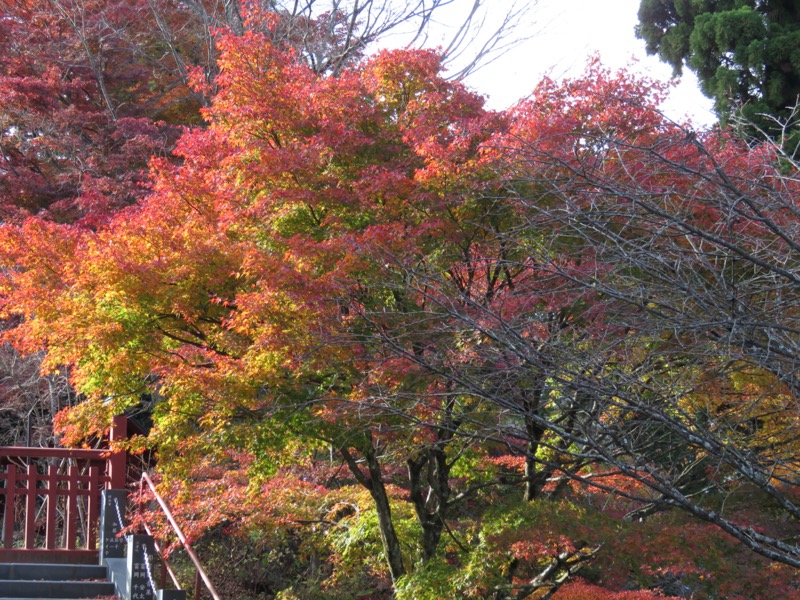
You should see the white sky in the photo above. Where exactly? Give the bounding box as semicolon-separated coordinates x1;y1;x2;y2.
417;0;717;128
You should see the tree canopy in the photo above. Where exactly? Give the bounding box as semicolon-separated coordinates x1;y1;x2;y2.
0;0;531;459
636;0;800;140
3;3;800;598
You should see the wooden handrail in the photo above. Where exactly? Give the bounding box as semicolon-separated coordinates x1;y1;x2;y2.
139;472;221;600
0;447;110;459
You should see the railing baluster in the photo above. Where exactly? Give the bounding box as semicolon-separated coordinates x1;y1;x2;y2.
3;465;16;549
87;465;100;551
45;465;57;550
194;569;202;600
66;464;78;550
24;464;37;549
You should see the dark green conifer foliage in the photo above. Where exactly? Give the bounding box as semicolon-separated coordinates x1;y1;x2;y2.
637;0;800;142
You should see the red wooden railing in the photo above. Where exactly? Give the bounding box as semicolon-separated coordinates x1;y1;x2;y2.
0;415;127;563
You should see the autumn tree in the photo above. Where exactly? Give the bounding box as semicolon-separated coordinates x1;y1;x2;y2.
0;30;580;591
0;0;182;225
0;0;531;223
10;4;800;592
0;0;533;450
5;16;800;594
483;63;800;569
341;56;800;575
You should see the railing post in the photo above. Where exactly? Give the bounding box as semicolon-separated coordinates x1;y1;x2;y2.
109;416;128;489
127;534;157;600
100;489;128;564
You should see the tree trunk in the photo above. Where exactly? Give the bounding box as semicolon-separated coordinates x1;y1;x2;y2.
339;437;406;582
408;452;446;561
407;425;455;561
523;383;545;502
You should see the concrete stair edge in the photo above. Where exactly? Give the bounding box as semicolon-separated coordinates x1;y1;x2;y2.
0;561;118;599
104;557;127;599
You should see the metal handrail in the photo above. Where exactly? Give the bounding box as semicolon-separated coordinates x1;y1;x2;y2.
139;472;222;600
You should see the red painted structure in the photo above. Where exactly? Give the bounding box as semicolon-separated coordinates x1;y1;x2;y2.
0;415;127;563
0;414;220;597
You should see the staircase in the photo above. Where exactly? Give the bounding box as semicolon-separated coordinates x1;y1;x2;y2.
0;416;212;600
0;562;116;599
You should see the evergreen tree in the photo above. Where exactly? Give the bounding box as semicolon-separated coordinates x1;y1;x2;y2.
636;0;800;142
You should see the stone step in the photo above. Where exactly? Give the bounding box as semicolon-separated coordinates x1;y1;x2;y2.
0;579;116;597
0;562;116;599
0;563;108;581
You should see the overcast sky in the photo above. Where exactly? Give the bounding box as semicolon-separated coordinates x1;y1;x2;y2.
419;0;717;127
